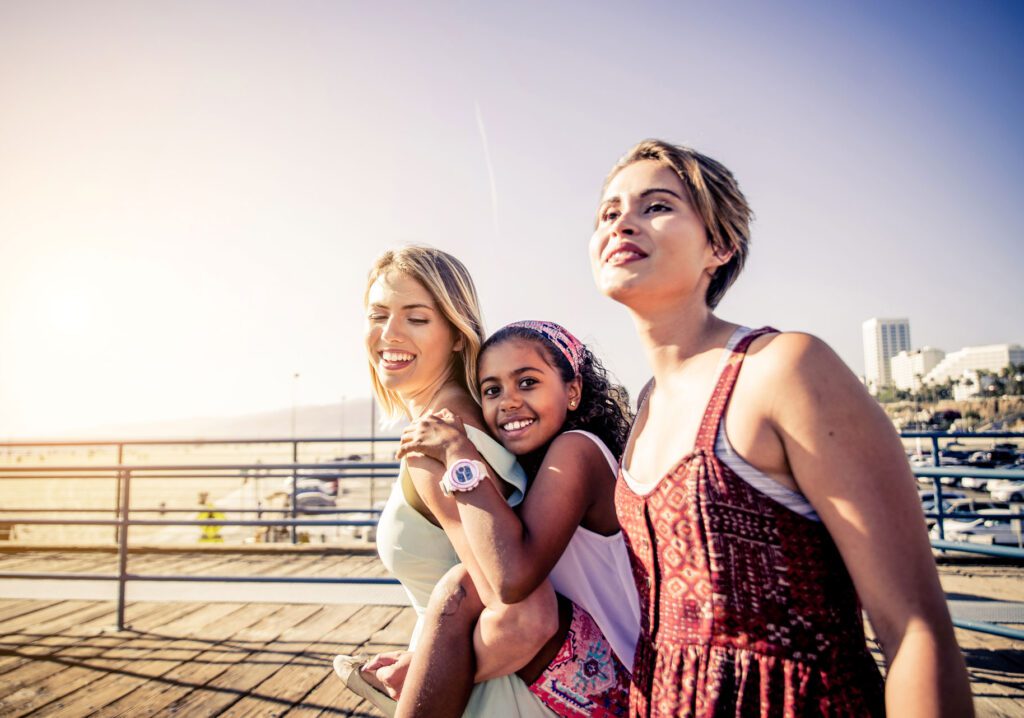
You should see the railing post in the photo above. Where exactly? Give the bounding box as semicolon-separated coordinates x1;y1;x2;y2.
933;477;946;542
113;443;123;544
370;402;377;508
931;436;945;543
116;469;131;631
291;440;298;544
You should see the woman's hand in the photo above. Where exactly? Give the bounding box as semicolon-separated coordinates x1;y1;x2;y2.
396;409;471;464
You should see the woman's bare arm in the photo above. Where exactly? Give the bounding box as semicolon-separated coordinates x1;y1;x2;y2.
761;332;972;717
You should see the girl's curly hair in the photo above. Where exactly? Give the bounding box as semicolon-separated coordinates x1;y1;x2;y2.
480;325;633;458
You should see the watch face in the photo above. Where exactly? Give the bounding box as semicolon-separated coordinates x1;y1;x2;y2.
451;462;477;489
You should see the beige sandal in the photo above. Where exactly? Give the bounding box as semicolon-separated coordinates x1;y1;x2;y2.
332;654;398;717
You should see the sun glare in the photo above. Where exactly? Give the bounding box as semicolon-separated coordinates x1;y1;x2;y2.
45;293;92;336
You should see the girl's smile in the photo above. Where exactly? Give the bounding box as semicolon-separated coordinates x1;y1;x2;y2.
478;338;580;456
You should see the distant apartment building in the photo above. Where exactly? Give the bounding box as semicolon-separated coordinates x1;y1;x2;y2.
923;344;1024;394
890;347;945;391
952;370;998;401
862;318;911;394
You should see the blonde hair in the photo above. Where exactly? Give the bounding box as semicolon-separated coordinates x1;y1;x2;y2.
364;246;485;418
604;139;752;309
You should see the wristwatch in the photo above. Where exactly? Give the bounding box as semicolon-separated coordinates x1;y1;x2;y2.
440;459;486;497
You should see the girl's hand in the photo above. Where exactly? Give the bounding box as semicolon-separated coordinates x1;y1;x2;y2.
396;409;470;463
362;650;411;699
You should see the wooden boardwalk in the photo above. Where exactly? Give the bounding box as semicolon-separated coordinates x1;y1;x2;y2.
0;550;1021;716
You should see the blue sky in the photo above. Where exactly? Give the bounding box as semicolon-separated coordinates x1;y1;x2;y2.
1;0;1022;436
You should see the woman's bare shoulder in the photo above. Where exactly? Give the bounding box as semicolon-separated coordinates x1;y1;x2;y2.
436;390;485;431
746;330;849;382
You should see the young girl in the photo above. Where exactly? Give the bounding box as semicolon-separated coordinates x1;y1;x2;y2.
393;321;640;718
592;140;972;716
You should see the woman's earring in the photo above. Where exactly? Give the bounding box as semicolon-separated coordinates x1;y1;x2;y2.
569;400;577;409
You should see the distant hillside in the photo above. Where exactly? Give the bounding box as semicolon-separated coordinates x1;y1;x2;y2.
54;397;394;441
883;396;1024;432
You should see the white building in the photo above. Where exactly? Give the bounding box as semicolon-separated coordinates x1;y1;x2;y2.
890;347;945;391
862;318;911;394
952;370;997;401
923;343;1024;388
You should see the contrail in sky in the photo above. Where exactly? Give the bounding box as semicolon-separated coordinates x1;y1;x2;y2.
474;101;500;240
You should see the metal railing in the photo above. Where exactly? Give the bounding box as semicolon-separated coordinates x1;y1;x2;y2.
1;433;1022;638
0;437;401;629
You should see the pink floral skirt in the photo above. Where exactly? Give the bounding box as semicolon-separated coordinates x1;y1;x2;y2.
529;602;630;717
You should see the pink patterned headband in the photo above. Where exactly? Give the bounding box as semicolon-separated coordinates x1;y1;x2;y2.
504;320;585;376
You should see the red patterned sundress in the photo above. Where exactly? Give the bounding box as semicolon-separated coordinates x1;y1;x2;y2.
615;328;885;717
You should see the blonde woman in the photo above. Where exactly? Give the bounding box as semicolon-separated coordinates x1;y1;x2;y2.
335;246;557;716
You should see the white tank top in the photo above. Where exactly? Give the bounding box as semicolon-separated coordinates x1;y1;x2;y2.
546;430;641;670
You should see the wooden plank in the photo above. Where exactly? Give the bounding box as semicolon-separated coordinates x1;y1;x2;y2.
30;602;250;716
218;605;371;717
368;608;416;647
319;606;403;647
0;599;111;637
155;603;327;716
283;669;382;718
0;602;205;717
0;598;60;624
88;602;285;718
158;603;402;717
278;605;411;717
0;551;118;574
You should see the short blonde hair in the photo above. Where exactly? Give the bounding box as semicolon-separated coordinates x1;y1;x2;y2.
604;140;752;309
364;246;485;418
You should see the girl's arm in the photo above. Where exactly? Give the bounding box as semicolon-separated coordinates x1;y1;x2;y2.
401;416;609;603
760;332;972;717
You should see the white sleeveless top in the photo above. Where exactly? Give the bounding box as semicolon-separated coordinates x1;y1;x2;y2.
547;430;641;669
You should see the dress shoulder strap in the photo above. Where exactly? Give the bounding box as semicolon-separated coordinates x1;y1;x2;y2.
693;327;778;453
619;377;654;472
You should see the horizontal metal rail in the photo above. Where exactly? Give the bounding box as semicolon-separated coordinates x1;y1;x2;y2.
0;507;383;514
0;451;403;628
913;466;1024;480
931;540;1024;559
950;618;1024;641
0;572;399;585
0;518;383;527
1;432;1021;636
0;436;400;447
0;461;400;472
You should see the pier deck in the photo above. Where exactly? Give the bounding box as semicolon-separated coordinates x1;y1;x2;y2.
0;550;1021;716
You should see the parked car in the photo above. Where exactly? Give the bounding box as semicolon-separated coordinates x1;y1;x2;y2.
910;454;962;468
923;497;1011;530
961;475;992;491
282;474;339;497
943;498;1010;515
968;448;1019;468
918;489;967;505
991;482;1024;503
922;496;1002;516
929;509;1023;546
